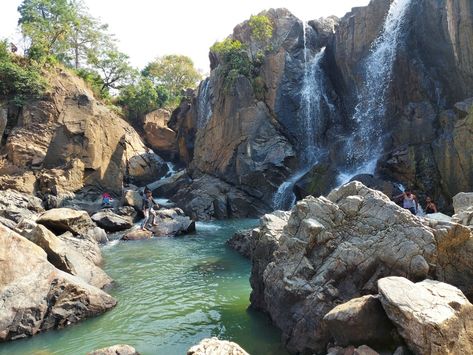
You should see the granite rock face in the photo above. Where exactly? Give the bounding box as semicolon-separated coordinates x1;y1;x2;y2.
250;182;473;353
0;225;116;342
378;277;473;355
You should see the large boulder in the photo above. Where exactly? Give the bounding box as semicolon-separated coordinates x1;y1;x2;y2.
143;109;178;159
187;337;249;355
91;210;134;232
36;208;99;235
250;182;473;353
28;225;113;289
0;224;116;342
0;189;44;224
87;344;140;355
148;208;195;237
378;277;473;355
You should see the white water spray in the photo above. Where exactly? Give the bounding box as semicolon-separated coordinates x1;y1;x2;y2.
197;78;213;129
340;0;412;183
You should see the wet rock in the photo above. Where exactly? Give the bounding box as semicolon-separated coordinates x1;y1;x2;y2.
187;337;249;355
323;295;398;349
91;210;133;232
36;208;99;235
250;182;473;353
148;208;196;237
226;229;252;258
28;225;113;289
122;229;152;241
378;277;473;355
0;224;116;342
87;344;140;355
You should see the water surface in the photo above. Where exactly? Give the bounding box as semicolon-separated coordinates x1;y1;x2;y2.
0;219;288;355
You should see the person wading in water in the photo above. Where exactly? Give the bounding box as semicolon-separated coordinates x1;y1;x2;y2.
395;190;418;215
141;189;159;230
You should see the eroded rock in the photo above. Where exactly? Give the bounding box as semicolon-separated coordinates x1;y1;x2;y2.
36;208;98;235
92;210;133;232
87;344;140;355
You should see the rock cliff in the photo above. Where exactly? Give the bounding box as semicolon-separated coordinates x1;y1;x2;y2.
166;0;473;217
0;68;167;198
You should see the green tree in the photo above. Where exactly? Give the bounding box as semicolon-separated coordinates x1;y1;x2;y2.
142;54;201;108
117;78;169;121
87;41;135;95
18;0;80;60
248;14;273;43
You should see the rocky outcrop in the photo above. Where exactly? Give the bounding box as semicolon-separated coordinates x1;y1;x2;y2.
28;225;113;289
0;224;116;342
87;344;140;355
0;189;43;225
323;295;398;349
187;337;249;355
0;68;167;196
250;182;473;353
157;172;270;220
453;192;473;214
378;277;473;355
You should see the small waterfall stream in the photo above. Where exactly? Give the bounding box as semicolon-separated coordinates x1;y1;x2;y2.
196;78;213;129
339;0;412;184
273;23;329;210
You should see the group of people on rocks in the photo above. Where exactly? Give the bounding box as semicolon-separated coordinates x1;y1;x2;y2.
394;189;437;216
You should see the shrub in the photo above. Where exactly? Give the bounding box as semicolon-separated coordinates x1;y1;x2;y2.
249;14;273;43
0;40;46;106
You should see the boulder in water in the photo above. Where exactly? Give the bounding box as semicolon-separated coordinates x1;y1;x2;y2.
87;344;140;355
187;337;249;355
122;229;152;241
91;210;133;232
148;208;195;236
0;224;116;342
378;277;473;355
226;229;253;258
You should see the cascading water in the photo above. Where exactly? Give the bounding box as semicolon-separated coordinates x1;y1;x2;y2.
196;78;213;129
339;0;412;184
273;23;329;210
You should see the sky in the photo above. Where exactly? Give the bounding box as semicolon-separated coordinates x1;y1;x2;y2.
0;0;370;73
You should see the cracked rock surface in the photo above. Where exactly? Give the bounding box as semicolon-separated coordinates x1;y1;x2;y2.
378;276;473;355
250;182;473;353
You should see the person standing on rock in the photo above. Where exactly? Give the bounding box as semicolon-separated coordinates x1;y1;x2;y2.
395;190;418;215
141;190;159;230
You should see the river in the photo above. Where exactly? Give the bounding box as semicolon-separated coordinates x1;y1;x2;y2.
0;220;288;355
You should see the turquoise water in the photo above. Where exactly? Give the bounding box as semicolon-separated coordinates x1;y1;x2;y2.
0;220;288;355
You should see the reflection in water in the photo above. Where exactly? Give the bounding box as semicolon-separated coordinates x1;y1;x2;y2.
0;219;288;355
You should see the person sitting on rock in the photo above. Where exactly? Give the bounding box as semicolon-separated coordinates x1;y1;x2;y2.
395;189;418;215
141;190;159;230
101;192;113;208
425;196;438;214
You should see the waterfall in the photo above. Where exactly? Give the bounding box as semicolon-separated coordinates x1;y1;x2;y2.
196;78;212;129
340;0;412;183
273;22;329;210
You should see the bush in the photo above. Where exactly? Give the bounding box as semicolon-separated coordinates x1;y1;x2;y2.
0;40;46;106
75;67;109;100
249;14;273;43
211;38;253;91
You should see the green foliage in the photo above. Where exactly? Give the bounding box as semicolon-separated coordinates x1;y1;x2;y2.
249;14;273;43
210;38;253;91
0;41;46;106
74;67;107;99
142;54;201;110
117;78;169;120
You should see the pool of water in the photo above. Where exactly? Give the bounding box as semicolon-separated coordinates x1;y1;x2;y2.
0;219;288;355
